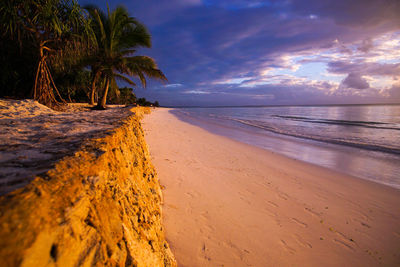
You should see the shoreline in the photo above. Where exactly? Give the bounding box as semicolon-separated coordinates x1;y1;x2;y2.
171;108;400;190
143;108;400;266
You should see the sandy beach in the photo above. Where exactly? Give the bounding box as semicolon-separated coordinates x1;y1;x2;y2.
143;108;400;267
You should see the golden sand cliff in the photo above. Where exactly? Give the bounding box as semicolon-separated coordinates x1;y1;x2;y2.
0;100;176;266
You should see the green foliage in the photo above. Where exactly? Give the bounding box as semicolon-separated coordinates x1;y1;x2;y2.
137;97;159;107
85;5;167;109
0;0;93;108
54;68;92;102
0;2;165;108
107;87;137;105
0;0;91;56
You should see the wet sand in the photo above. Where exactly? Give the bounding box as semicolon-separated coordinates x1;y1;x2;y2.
143;108;400;267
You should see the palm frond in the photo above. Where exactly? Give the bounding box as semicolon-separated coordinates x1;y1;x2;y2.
126;56;168;82
114;73;136;86
121;49;137;56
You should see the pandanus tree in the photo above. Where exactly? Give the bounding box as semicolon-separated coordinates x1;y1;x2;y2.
0;0;92;109
85;5;167;109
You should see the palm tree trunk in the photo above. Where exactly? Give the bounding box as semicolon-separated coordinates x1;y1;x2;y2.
97;77;110;109
89;70;100;105
34;44;65;109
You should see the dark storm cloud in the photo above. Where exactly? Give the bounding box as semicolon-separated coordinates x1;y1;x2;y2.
341;73;370;90
357;39;374;53
78;0;400;105
145;6;374;85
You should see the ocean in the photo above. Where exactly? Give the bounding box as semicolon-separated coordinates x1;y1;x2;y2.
171;104;400;189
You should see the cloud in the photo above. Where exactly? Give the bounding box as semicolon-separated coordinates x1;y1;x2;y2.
290;0;400;28
379;80;400;98
149;1;399;87
203;0;284;10
328;61;400;76
341;73;370;89
358;38;374;53
165;83;183;88
213;77;253;85
79;0;400;105
183;90;210;94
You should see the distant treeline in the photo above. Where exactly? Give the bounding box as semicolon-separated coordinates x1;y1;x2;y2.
0;0;166;109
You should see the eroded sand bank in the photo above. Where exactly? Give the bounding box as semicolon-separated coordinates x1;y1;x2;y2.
0;99;130;195
0;102;176;266
143;108;400;267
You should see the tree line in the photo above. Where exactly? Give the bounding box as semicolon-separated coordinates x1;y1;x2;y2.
0;0;165;109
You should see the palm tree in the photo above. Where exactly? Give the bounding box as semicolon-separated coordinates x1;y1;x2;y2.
85;5;167;109
0;0;91;109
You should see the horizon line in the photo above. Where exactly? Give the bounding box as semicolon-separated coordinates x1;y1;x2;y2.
163;102;400;108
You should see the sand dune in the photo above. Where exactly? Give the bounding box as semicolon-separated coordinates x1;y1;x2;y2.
143;108;400;267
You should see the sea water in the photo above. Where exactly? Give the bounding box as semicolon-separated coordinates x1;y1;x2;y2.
172;105;400;189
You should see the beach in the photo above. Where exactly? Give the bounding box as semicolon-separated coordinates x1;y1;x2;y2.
143;108;400;266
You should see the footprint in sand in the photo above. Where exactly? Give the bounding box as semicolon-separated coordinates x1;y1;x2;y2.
200;243;212;262
291;218;308;228
314;193;328;201
277;192;289;200
304;207;322;217
394;232;400;239
294;234;312;248
253;180;272;188
353;218;372;229
263;207;277;218
185;191;200;198
360;222;371;228
280;239;296;254
333;238;355;251
330;230;357;251
221;241;249;261
267;200;279;208
166;204;178;210
200;211;210;220
339;232;357;245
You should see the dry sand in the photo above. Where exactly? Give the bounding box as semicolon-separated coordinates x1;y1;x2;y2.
0;99;131;195
142;108;400;267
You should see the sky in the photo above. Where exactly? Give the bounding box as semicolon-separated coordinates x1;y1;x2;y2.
79;0;400;106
